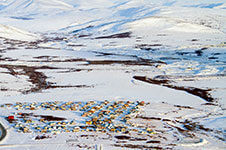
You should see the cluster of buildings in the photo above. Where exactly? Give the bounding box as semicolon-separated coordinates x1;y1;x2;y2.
1;100;154;135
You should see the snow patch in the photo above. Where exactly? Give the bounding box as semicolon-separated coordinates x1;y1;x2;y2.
127;17;222;33
0;24;39;41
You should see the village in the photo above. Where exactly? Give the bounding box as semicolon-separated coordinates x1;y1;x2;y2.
1;100;154;135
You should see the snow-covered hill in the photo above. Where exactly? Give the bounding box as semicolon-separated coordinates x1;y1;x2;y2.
0;0;225;73
0;24;39;41
0;0;74;14
0;0;225;33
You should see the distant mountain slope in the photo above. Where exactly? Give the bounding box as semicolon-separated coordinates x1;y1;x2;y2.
0;0;225;33
0;0;225;45
0;0;74;14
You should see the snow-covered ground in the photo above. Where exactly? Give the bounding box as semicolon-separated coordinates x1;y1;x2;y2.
0;0;225;149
